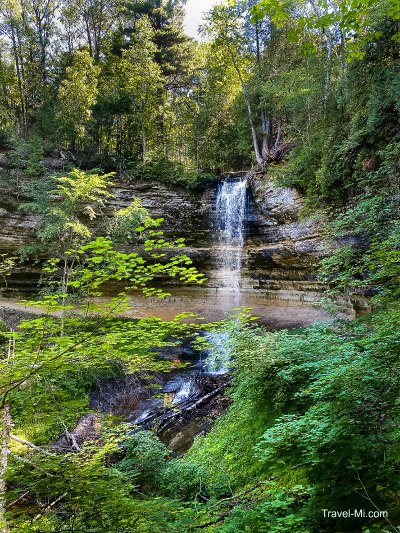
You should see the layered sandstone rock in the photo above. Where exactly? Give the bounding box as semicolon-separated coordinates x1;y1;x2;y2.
0;159;332;307
242;168;330;303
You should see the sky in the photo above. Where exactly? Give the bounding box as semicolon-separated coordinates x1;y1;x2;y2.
183;0;218;39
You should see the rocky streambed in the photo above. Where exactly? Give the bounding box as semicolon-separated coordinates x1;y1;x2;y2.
49;339;233;456
90;368;231;455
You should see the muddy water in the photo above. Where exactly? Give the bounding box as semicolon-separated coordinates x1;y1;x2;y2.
0;287;333;329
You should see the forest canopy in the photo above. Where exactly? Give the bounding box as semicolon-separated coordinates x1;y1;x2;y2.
0;0;396;197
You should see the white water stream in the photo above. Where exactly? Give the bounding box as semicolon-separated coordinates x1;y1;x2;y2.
206;177;248;373
214;177;248;305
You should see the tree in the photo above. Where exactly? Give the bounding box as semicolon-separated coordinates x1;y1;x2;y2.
203;3;264;164
95;18;162;163
22;168;115;254
57;50;100;149
0;0;28;137
192;41;251;171
0;202;207;530
252;0;400;62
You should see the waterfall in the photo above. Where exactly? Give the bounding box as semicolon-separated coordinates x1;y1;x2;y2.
205;177;248;373
214;177;248;304
205;329;233;374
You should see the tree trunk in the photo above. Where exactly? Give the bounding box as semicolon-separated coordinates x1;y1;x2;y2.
10;26;27;138
0;404;10;533
84;15;93;58
142;125;147;163
324;34;333;110
261;110;270;159
274;121;281;149
255;21;261;62
229;49;263;164
33;5;47;82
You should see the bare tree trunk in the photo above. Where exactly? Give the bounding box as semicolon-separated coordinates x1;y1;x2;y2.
324;34;333;110
274;121;281;149
0;404;10;533
261;110;270;159
229;49;263;164
32;4;47;82
84;15;93;58
142;125;147;163
10;26;27;138
255;21;261;62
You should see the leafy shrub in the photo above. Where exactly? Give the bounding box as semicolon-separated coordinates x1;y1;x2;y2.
179;308;400;531
107;197;154;243
318;193;400;297
160;459;207;500
117;431;170;492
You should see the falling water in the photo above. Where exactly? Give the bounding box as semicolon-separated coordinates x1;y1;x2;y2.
206;177;248;373
214;177;248;304
205;329;233;374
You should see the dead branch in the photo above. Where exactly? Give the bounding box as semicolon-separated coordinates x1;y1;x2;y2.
6;491;29;509
10;454;54;477
60;422;81;451
9;434;52;456
32;492;67;523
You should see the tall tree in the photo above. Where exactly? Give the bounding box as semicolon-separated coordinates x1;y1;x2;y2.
57;49;100;149
204;3;265;164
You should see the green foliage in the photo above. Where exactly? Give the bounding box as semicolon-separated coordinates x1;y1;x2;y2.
1;1;400;531
57;50;100;148
22;168;115;252
117;431;170;492
0;213;209;531
166;308;400;531
55;235;206;297
107;197;153;243
10;135;44;179
127;157;214;189
7;304;400;531
217;486;311;533
318;194;400;299
160;458;207;500
252;0;400;60
7;429;183;532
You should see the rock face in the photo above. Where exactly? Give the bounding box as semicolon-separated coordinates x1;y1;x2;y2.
243;168;330;303
0;161;331;308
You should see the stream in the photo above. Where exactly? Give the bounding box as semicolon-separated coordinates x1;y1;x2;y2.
1;177;331;454
89;177;249;453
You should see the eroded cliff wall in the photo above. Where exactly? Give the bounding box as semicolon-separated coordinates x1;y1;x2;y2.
0;162;330;306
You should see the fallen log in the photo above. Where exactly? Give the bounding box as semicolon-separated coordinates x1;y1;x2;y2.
131;380;231;434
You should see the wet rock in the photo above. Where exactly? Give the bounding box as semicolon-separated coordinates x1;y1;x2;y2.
90;367;231;454
238;169;333;304
250;171;303;224
90;373;165;419
0;154;11;168
52;414;102;451
42;156;66;169
160;392;231;454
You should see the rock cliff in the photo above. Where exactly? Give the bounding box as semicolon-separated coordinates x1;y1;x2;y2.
0;161;335;321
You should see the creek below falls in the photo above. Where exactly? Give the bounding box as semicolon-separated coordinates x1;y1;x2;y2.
2;177;333;454
89;177;253;454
